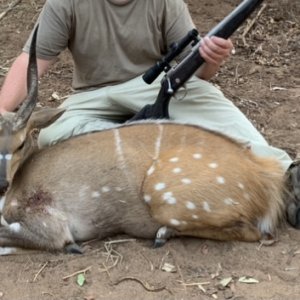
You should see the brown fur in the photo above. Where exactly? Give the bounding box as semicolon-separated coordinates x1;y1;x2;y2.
0;116;287;253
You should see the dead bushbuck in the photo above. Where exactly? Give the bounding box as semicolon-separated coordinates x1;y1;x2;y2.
0;26;288;254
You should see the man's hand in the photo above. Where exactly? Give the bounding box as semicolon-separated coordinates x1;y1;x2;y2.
199;36;234;67
195;36;234;80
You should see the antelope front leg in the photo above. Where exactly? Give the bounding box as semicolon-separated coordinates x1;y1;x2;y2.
0;216;80;254
154;226;178;248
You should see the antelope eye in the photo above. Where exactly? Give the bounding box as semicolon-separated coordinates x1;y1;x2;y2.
16;141;25;151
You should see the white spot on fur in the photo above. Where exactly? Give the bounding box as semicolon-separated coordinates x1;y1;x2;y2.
0;196;5;213
238;182;244;189
10;199;18;207
193;153;202;159
147;165;155;176
155;183;166;191
170;219;181;226
169;157;179;163
9;223;21;233
173;168;182;174
203;201;211;212
163;192;177;204
91;191;101;198
181;178;192;184
192;214;199;219
0;247;17;256
101;186;110;193
144;194;152;203
224;198;239;206
209;162;218;169
186;201;196;210
216;176;225;184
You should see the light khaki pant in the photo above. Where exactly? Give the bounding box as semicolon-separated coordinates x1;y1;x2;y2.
38;75;292;170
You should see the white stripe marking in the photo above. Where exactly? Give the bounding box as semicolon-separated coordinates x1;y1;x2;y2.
153;124;163;160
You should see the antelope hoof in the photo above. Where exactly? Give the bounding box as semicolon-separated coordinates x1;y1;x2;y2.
286;162;300;228
65;243;83;254
154;226;174;248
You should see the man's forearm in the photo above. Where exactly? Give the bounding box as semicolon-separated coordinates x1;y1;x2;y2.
195;63;221;81
0;53;29;112
0;52;54;113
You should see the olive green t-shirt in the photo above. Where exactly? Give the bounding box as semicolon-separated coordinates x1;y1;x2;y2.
23;0;195;90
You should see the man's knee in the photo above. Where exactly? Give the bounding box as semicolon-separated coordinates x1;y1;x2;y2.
37;117;118;148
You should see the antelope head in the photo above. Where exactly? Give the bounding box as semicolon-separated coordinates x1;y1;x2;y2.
0;25;64;194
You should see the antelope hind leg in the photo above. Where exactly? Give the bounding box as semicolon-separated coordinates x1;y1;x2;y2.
176;222;262;242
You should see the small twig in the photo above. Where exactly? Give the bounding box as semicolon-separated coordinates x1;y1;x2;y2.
178;281;211;287
242;3;267;46
41;292;55;297
99;259;119;274
62;266;91;280
0;0;22;21
99;262;114;283
139;251;154;271
33;261;48;282
178;280;210;293
159;250;170;270
105;238;136;245
111;276;166;293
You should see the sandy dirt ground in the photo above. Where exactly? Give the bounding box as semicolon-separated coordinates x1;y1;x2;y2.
0;0;299;299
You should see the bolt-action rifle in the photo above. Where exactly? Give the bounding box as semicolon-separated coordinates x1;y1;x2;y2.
130;0;264;121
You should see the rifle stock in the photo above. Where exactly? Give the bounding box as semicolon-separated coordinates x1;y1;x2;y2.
130;0;264;121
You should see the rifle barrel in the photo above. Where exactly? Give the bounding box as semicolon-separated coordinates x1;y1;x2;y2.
168;0;264;91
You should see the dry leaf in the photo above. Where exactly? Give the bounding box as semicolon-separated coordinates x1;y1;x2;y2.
271;86;287;91
51;92;61;101
219;277;233;287
161;263;177;273
238;276;259;284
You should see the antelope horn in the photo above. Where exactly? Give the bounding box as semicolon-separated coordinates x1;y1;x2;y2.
13;24;39;129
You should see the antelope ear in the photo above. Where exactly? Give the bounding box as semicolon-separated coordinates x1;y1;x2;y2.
26;108;65;131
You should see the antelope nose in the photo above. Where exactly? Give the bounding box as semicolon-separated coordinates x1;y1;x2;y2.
0;179;8;195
